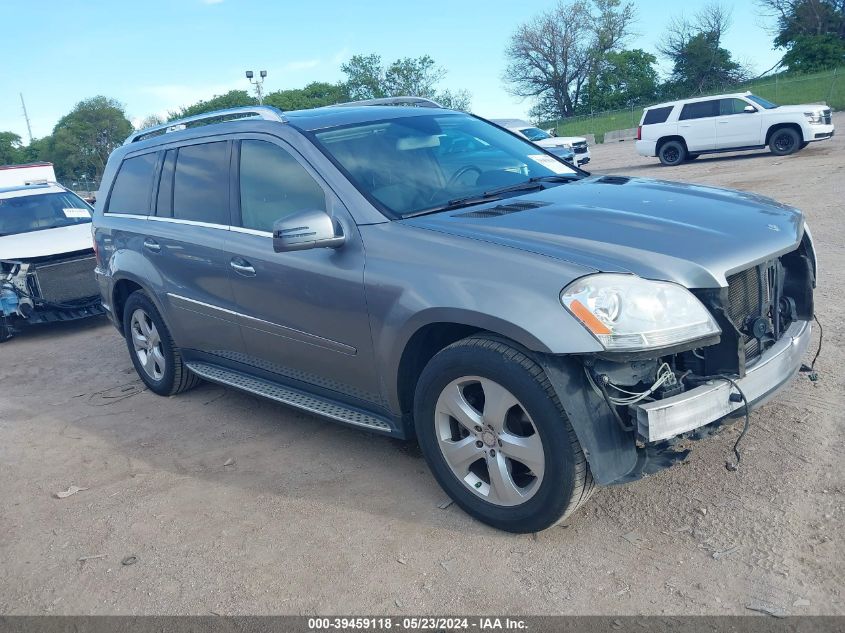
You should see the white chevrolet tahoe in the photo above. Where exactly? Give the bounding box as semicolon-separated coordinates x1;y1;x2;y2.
492;119;591;166
635;92;834;166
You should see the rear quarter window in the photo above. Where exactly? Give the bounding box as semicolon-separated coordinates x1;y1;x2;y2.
106;153;157;215
642;106;673;125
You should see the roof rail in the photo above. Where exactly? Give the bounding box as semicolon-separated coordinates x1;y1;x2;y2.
330;96;444;109
124;106;287;145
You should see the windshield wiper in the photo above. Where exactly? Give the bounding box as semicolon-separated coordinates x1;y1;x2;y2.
403;174;578;219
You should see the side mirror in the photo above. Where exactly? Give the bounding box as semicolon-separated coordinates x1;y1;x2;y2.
273;209;345;253
743;105;757;113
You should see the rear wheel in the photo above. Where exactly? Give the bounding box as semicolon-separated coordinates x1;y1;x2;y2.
415;336;594;533
658;140;687;166
123;291;200;396
770;127;801;155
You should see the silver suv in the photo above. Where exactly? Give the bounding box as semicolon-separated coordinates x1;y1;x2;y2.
94;98;817;532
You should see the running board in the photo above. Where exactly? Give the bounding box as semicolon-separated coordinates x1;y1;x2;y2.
186;361;395;434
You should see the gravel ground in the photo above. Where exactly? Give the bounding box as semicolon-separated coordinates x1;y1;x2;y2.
1;117;843;616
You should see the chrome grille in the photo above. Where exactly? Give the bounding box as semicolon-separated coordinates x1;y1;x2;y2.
572;141;588;154
822;108;831;125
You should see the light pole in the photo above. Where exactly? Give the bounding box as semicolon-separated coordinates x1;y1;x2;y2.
245;70;267;105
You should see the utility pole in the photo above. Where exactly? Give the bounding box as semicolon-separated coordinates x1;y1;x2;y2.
245;70;267;105
19;93;33;144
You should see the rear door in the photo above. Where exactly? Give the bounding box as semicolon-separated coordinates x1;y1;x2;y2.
678;100;718;151
224;134;382;408
715;98;762;149
142;138;244;356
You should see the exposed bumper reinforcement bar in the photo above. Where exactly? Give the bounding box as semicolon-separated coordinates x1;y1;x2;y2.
634;319;812;442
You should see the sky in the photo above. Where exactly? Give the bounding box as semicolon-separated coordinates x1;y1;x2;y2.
0;0;782;142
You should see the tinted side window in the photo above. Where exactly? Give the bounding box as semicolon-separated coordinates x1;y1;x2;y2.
172;141;230;225
238;140;326;232
643;106;673;125
155;149;176;217
107;153;157;214
679;100;718;120
720;98;750;115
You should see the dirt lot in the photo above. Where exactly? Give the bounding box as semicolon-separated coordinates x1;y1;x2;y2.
1;118;843;616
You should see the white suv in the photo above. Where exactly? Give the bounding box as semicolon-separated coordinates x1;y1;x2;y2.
636;92;834;166
492;119;591;166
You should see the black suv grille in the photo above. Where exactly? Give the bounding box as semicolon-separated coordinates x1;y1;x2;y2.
573;141;588;154
822;108;832;125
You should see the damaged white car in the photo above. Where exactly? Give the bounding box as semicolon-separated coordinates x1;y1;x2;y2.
0;182;103;341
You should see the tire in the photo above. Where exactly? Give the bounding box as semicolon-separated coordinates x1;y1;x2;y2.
686;153;700;160
658;140;687;166
769;127;801;156
123;290;200;396
414;335;594;533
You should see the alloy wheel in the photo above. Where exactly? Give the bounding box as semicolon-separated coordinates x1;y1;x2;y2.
130;308;165;381
434;376;545;507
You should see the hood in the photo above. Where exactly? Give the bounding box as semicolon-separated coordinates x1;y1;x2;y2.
534;137;584;148
402;176;804;288
0;222;93;260
764;104;828;114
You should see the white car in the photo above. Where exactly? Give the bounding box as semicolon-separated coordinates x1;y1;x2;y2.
0;180;103;341
492;119;591;166
636;92;835;166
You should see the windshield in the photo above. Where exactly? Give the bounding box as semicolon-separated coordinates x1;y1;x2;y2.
0;191;93;237
313;113;577;218
747;94;778;109
519;127;552;141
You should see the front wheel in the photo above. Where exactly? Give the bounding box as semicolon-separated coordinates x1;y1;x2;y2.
414;336;594;533
770;127;801;156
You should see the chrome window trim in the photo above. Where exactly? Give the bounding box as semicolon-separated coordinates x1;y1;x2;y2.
102;212;151;220
230;226;272;237
146;216;231;230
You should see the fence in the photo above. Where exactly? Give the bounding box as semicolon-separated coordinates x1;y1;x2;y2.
547;67;843;143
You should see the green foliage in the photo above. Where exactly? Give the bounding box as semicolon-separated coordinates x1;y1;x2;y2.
0;131;24;165
341;53;471;109
761;0;845;70
782;34;845;71
170;90;257;120
264;82;349;110
665;32;745;94
49;96;132;182
578;49;658;112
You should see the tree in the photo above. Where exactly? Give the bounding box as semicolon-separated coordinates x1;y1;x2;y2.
658;3;748;96
578;49;658;112
170;90;256;120
341;53;471;109
0;132;24;165
137;114;165;130
503;0;635;120
264;82;349;110
758;0;845;70
49;96;132;182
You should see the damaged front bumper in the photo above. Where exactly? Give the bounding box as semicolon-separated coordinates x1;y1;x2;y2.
634;319;812;442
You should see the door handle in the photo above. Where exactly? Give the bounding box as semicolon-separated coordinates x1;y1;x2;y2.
679;124;691;128
143;238;161;253
230;257;256;276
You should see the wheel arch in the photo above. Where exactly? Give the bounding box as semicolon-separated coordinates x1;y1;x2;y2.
766;122;804;145
656;135;688;153
110;274;169;338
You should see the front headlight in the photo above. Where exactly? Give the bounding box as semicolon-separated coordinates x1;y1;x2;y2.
561;274;721;351
805;111;824;124
557;143;572;149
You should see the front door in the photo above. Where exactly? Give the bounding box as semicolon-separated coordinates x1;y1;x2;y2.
224;135;382;408
715;98;763;149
